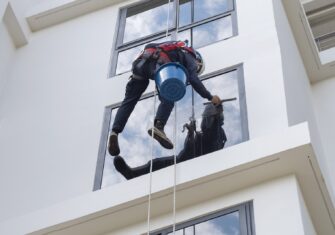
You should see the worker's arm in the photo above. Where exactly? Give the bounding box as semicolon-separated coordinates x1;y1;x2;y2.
183;52;213;101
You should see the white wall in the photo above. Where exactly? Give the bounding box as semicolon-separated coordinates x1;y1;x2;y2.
0;1;127;221
272;0;334;200
312;77;335;199
108;175;313;235
0;18;15;98
0;0;292;221
297;184;317;235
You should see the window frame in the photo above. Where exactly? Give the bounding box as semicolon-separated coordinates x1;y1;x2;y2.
109;0;238;77
149;201;255;235
94;64;248;191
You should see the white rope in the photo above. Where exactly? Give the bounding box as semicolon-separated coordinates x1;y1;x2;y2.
172;102;178;234
165;0;171;38
147;1;175;234
147;89;157;235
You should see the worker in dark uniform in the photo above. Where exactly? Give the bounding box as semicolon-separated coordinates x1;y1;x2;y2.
108;41;221;156
114;102;227;180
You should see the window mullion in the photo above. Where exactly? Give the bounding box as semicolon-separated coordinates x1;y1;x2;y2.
116;8;127;47
191;0;194;23
179;11;233;32
175;0;179;32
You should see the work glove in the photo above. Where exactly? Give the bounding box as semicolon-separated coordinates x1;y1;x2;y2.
211;95;221;106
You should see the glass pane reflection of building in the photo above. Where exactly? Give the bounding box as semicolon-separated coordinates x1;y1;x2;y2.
102;69;245;187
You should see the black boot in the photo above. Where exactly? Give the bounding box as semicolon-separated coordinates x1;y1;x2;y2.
114;156;176;180
114;156;134;180
108;132;120;156
148;120;173;149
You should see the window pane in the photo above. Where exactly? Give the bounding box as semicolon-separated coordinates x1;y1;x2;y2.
179;0;192;27
102;70;246;187
184;226;194;235
167;229;183;235
123;0;175;43
194;0;233;22
193;16;233;49
194;70;244;147
102;86;194;187
116;45;143;75
195;211;240;235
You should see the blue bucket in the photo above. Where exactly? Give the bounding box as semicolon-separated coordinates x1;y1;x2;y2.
155;63;188;102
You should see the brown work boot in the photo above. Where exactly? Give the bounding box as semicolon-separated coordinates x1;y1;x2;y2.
148;120;173;149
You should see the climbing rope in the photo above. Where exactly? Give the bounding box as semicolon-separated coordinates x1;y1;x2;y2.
172;102;178;234
147;0;173;234
147;0;184;234
147;88;157;235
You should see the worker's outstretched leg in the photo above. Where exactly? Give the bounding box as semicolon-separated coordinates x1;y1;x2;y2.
114;155;175;180
148;97;174;149
109;78;149;156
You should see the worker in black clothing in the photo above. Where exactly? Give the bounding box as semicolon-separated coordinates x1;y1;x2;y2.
108;41;221;156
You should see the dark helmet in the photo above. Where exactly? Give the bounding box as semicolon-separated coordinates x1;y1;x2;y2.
195;50;205;75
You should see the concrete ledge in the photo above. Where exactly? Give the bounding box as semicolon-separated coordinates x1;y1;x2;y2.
26;0;123;32
0;122;334;234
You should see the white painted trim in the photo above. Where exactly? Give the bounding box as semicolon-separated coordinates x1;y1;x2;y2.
2;3;28;48
26;0;124;32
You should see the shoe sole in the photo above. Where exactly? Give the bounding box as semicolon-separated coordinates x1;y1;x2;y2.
108;134;120;156
148;128;174;149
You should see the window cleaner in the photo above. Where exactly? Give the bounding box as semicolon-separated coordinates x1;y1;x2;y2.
113;98;237;180
108;40;221;156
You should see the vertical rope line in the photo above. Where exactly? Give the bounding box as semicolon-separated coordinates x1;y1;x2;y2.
172;102;177;234
148;1;174;234
176;0;180;35
147;89;157;235
165;0;171;38
191;88;196;157
173;2;180;234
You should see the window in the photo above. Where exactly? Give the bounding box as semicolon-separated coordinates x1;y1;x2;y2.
94;65;248;190
315;32;335;52
110;0;237;76
151;202;254;235
305;3;335;52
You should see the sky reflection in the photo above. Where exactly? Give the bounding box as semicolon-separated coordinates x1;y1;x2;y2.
194;0;233;22
165;211;240;235
123;1;174;43
195;211;240;235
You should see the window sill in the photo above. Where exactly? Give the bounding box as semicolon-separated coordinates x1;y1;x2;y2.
1;122;334;234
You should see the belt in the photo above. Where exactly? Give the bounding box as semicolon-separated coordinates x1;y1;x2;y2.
131;74;146;80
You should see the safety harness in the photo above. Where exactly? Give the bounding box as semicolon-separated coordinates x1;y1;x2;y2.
135;41;197;71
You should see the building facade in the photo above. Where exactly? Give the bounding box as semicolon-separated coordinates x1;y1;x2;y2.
0;0;334;234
